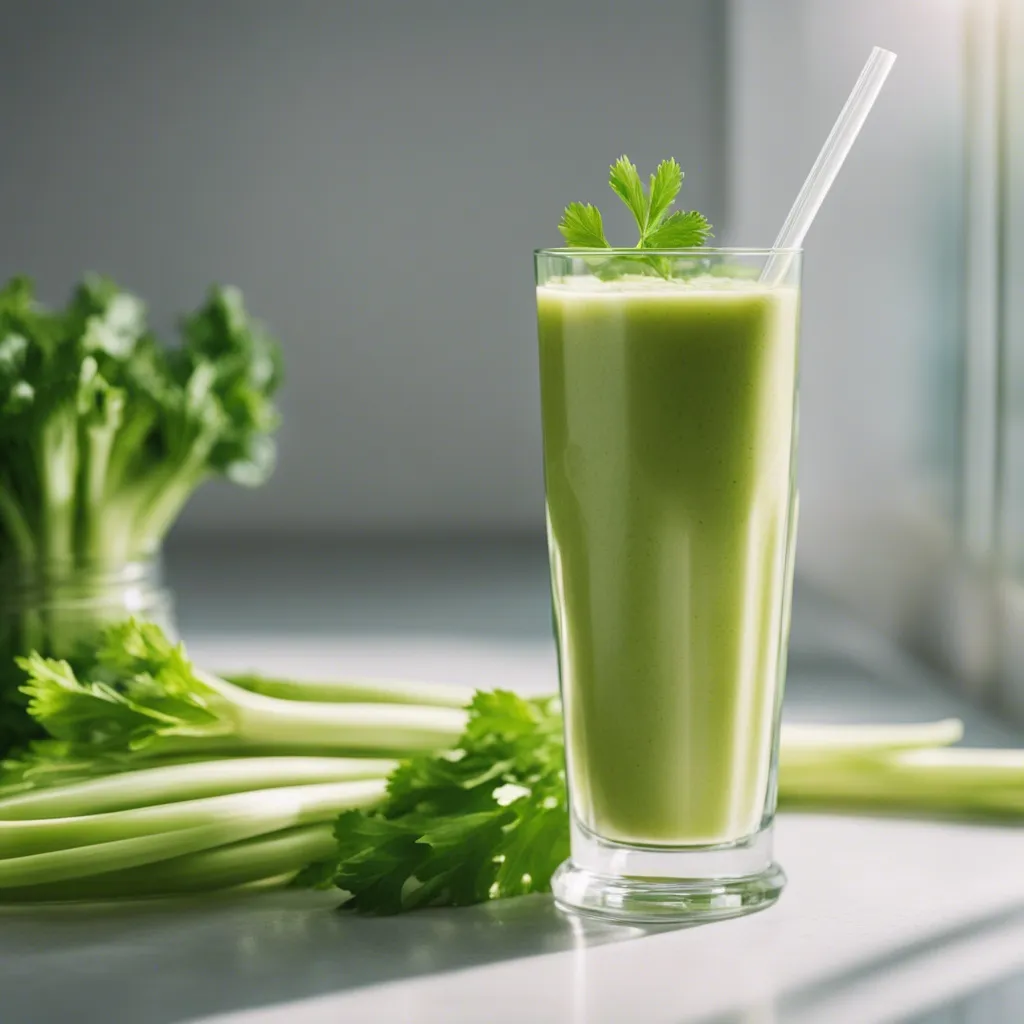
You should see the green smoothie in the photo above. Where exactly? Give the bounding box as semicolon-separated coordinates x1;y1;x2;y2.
537;274;799;847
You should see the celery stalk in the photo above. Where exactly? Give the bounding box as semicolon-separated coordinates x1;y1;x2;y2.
0;824;338;902
781;746;1024;816
0;779;386;857
780;718;964;767
0;779;385;888
227;673;473;709
0;756;396;820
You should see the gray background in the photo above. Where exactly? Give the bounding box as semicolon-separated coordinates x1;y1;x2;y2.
0;0;726;533
0;0;974;665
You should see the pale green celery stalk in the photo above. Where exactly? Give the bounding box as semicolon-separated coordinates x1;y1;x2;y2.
89;405;160;563
0;483;36;564
0;780;385;888
103;405;158;487
0;482;43;656
0;779;386;857
0;823;337;902
0;756;396;819
780;746;1024;815
228;673;473;709
91;464;208;566
38;406;79;565
88;491;152;566
79;404;124;565
0;754;239;798
0;818;276;888
129;395;221;554
779;719;964;768
140;671;469;758
131;462;210;556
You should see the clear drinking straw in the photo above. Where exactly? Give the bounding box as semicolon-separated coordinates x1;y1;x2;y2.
760;46;897;285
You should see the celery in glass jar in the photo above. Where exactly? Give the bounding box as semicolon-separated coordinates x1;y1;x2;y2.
0;276;282;753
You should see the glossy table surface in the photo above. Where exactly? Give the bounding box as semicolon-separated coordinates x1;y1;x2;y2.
2;537;1023;1024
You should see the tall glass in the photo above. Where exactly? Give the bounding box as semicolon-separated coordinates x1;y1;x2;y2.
535;248;801;922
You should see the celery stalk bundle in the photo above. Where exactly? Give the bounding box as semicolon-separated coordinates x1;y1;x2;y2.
0;620;471;900
0;620;1020;910
0;276;283;754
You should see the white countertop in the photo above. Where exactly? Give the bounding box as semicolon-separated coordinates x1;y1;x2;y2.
2;539;1023;1024
199;815;1024;1024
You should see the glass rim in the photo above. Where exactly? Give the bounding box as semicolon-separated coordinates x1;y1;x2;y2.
534;246;803;258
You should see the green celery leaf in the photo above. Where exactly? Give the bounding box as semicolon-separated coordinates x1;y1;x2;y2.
15;621;227;756
646;158;683;234
68;275;147;361
644;209;712;249
557;202;610;249
306;690;569;914
551;156;712;267
179;286;283;487
608;155;648;238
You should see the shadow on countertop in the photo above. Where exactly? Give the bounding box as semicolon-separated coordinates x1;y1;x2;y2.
706;900;1024;1024
0;891;671;1024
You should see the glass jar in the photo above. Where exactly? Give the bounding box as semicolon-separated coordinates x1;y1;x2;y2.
0;555;175;751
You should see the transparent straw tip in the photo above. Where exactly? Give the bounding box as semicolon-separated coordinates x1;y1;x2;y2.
761;46;897;285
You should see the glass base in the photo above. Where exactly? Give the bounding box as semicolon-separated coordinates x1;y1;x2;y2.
552;820;785;923
552;860;785;923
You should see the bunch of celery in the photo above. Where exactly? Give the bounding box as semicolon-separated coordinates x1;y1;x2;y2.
0;620;472;900
3;620;1024;908
0;275;282;753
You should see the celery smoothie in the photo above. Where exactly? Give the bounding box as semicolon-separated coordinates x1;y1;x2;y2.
537;273;799;847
